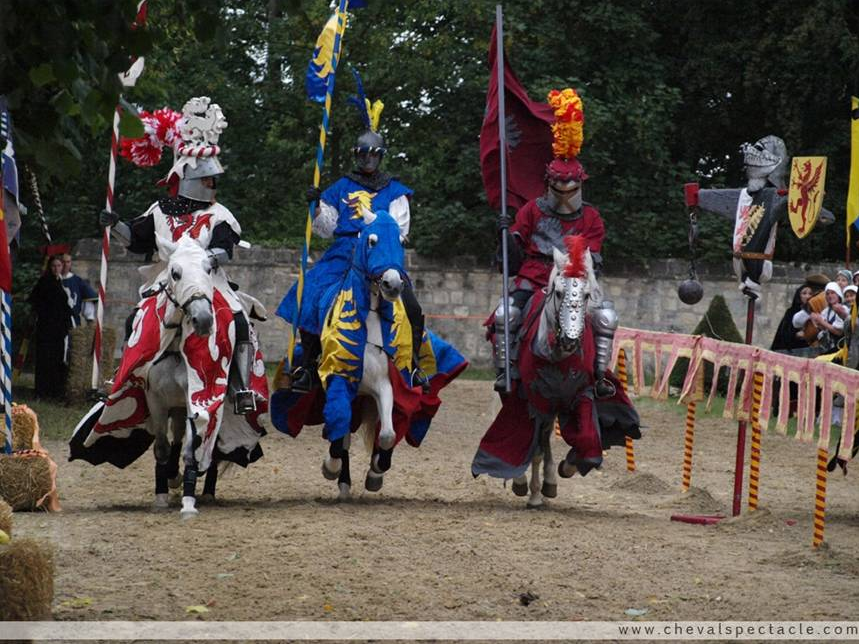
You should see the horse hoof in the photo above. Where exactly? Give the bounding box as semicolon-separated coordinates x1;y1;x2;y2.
322;459;341;481
526;500;544;510
558;461;577;479
199;493;215;505
153;493;170;509
511;480;529;497
541;482;558;498
365;471;384;492
180;496;198;520
378;431;395;451
168;476;182;490
337;483;351;501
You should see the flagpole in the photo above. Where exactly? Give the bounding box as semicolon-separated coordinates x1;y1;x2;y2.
92;106;121;392
288;0;350;367
0;177;9;454
91;0;148;393
495;4;512;394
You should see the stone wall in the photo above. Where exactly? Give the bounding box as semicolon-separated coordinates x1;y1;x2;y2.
72;238;844;368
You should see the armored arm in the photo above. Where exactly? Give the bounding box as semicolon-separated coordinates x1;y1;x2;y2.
590;300;618;398
697;188;743;219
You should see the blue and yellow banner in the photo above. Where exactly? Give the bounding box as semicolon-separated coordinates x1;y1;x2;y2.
848;97;859;252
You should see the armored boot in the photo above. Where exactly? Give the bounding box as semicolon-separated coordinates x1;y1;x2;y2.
590;300;618;399
229;341;257;414
409;313;430;393
291;331;321;394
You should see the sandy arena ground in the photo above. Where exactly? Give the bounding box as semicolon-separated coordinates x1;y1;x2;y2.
12;379;859;633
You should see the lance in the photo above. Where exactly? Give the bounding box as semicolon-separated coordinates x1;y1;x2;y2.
91;0;148;392
288;0;351;367
495;4;512;393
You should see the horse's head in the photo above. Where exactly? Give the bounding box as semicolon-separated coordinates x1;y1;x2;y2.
356;208;405;301
546;235;600;355
159;235;215;336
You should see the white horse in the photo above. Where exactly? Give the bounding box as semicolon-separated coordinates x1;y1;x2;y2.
316;209;405;500
146;236;218;518
508;242;600;509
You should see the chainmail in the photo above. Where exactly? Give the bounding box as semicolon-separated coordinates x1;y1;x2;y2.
158;195;210;216
345;170;395;192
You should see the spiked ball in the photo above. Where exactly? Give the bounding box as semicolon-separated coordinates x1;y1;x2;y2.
678;279;704;305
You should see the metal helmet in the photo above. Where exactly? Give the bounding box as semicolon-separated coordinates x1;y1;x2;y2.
545;158;587;215
741;135;788;192
353;129;386;174
178;156;223;202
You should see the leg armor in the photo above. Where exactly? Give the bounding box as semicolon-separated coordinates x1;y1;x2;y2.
493;290;529;392
402;285;429;391
229;311;256;414
290;329;321;393
590;300;618;398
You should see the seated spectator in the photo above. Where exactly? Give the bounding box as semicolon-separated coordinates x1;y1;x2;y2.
771;284;813;352
842;285;857;316
794;281;844;354
836;269;853;292
853;270;859;288
60;253;97;327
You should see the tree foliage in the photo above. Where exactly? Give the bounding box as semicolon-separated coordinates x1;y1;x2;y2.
6;0;859;273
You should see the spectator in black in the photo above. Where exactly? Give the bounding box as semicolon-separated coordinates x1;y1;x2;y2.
771;284;813;352
27;255;73;399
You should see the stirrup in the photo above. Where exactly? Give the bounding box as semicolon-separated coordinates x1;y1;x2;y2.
410;367;430;393
290;366;318;394
233;390;256;415
494;370;512;393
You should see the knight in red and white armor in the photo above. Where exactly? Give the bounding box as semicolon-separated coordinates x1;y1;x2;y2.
100;97;265;415
494;88;617;397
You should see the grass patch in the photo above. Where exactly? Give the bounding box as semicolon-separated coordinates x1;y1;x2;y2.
12;388;93;442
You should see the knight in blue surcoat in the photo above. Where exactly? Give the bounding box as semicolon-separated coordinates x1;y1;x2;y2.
277;117;427;393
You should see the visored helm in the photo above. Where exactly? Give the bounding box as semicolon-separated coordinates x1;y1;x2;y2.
740;135;788;191
353;130;387;174
178;156;223;202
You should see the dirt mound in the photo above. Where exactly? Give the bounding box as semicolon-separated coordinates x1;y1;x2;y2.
761;544;859;577
610;472;672;494
656;486;726;515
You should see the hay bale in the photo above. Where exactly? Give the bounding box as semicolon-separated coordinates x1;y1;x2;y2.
11;404;39;451
0;454;55;511
0;498;11;537
0;538;54;620
66;324;117;402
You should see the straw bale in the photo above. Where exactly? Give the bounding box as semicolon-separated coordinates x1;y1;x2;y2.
0;455;54;511
11;404;39;451
0;538;54;620
0;498;11;536
66;324;117;402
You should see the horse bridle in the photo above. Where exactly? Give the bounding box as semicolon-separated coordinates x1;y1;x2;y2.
145;281;212;327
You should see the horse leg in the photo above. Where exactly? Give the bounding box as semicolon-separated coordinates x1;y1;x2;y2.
153;433;170;510
200;461;218;505
526;449;544;509
375;370;396;451
151;400;171;509
180;418;199;519
322;437;345;480
541;423;558;499
337;433;352;500
511;475;529;497
365;446;392;492
167;410;184;489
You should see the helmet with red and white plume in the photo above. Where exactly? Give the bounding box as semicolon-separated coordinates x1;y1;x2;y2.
120;96;228;202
